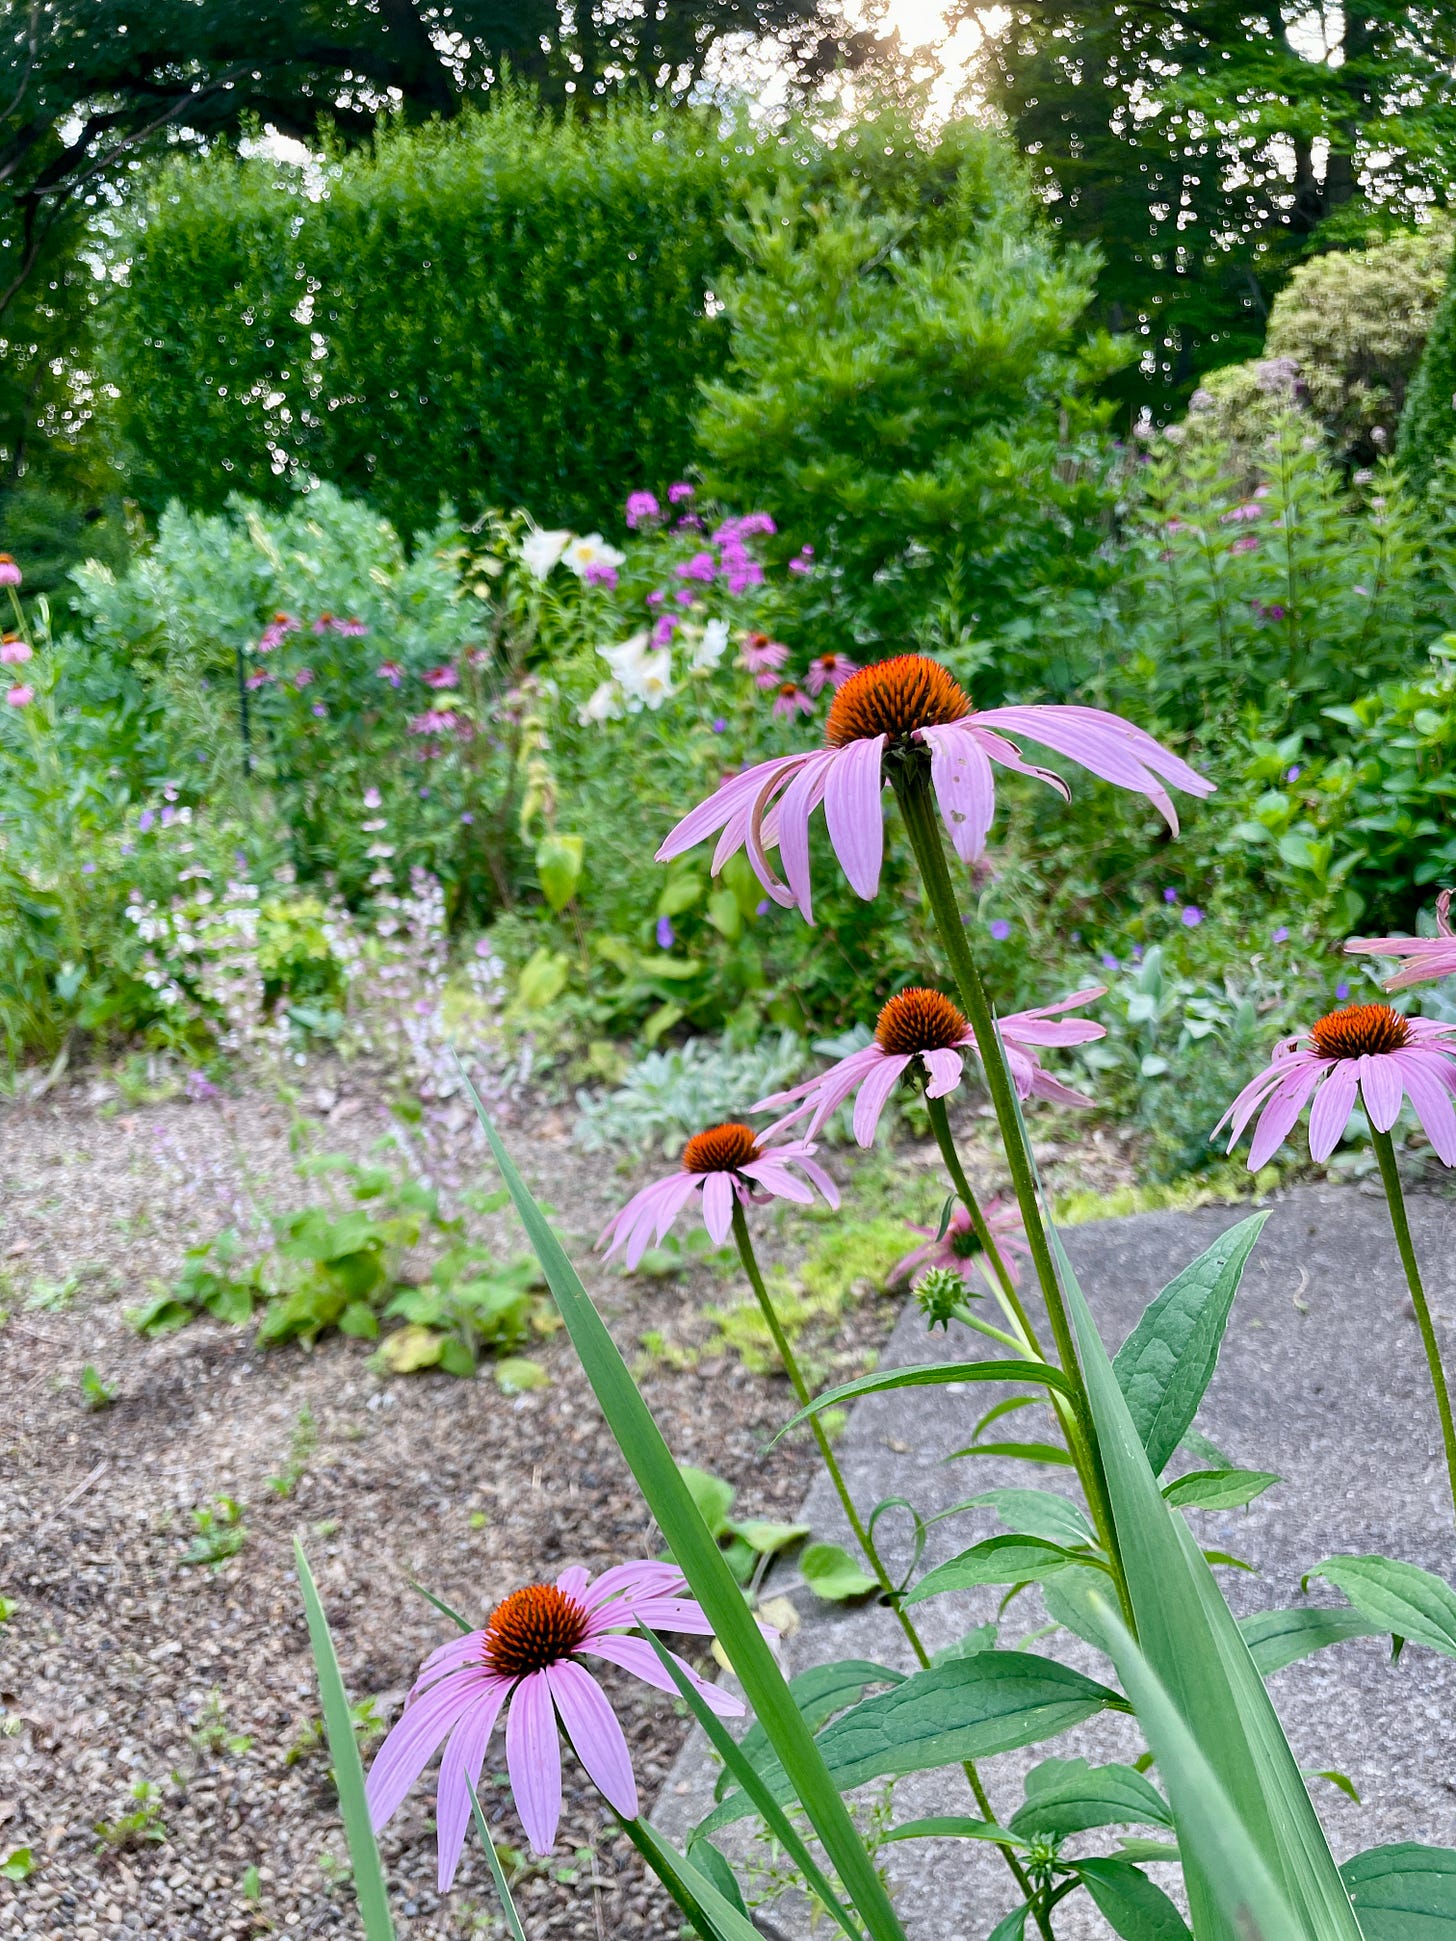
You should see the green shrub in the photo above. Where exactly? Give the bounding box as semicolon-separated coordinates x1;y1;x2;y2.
1399;247;1456;492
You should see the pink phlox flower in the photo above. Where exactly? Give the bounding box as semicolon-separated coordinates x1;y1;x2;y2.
755;985;1106;1147
738;633;788;677
772;682;814;720
376;661;405;686
0;636;32;664
584;561;618;590
656;654;1212;924
1347;891;1456;991
598;1123;838;1269
366;1562;744;1883
1214;1002;1456;1169
667;481;695;504
625;490;661;528
5;682;33;707
891;1195;1028;1291
677;553;717;584
789;545;815;576
805;653;858;696
422;665;460;689
714;513;776;542
652;614;678;648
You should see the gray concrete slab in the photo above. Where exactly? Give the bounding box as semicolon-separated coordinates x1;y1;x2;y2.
654;1184;1456;1938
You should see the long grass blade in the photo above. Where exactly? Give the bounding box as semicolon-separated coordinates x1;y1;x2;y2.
295;1539;396;1941
621;1814;777;1941
466;1774;529;1941
637;1622;867;1941
469;1094;908;1941
770;1358;1074;1444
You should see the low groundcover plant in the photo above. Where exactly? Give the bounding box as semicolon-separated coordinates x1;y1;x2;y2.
296;648;1456;1939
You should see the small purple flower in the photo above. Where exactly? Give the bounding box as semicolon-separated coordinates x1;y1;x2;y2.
1272;926;1289;945
120;842;134;856
625;490;661;529
788;545;815;576
364;785;382;809
711;717;728;734
1101;952;1120;971
656;916;676;950
311;702;327;717
677;553;717;584
82;861;96;875
584;562;618;591
1181;906;1204;927
185;1070;220;1102
668;482;695;504
989;919;1012;941
646;590;665;609
1286;766;1301;783
1131;945;1143;962
755;900;772;916
138;808;155;833
652;615;678;648
461;811;474;824
1163;887;1178;904
420;786;431;799
1336;981;1350;1002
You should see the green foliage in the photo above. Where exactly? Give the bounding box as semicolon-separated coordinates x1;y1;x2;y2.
181;1496;247;1570
1401;253;1456;490
675;1464;811;1590
95;1780;168;1851
133;1154;543;1373
575;1032;806;1157
697;130;1126;670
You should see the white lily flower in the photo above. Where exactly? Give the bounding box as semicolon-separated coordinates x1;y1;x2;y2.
596;630;652;681
520;527;572;579
691;617;730;670
564;533;626;578
578;680;624;725
625;647;675;710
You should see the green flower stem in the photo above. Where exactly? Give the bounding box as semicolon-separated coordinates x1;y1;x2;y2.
1370;1126;1456;1524
924;1090;1046;1358
892;764;1129;1624
942;1303;1026;1355
729;1200;1047;1928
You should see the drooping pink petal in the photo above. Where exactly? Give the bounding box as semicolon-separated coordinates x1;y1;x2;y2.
976;704;1212;834
434;1683;510;1890
701;1169;737;1245
625;1179;700;1269
920;1046;964;1098
1244;1062;1324;1170
1214;1048;1311;1144
1393;1051;1456;1163
753;1049;880;1141
1358;1053;1404;1133
656;755;803;863
853;1051;910;1147
790;1153;841;1207
506;1671;563;1855
744;761;801;907
610;1595;718;1635
582;1562;689;1616
921;722;996;861
739;1159;814;1202
412;1631;488;1694
367;1670;501;1831
965;721;1070;796
546;1662;638;1819
823;734;887;900
775;751;835;922
584;1634;744;1716
1001;988;1107;1047
1307;1060;1360;1162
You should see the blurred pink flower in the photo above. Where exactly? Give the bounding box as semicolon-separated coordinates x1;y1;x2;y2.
336;616;368;636
772;682;813;720
0;635;32;664
366;1563;741;1881
5;682;33;706
409;709;459;734
891;1195;1028;1291
625;490;660;528
292;667;314;689
805;652;858;696
376;661;405;686
0;554;21;587
422;665;460;689
667;482;695;504
1348;890;1456;991
738;633;788;678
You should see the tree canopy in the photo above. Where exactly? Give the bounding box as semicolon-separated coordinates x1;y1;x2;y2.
969;1;1456;414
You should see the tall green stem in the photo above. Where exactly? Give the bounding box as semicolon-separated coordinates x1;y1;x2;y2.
729;1201;1050;1932
924;1091;1045;1358
1370;1127;1456;1524
891;764;1130;1625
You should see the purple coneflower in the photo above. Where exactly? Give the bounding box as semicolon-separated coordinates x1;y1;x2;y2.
772;682;813;720
5;682;33;707
599;1124;837;1269
366;1563;741;1883
422;665;460;689
312;613;336;634
658;654;1210;923
0;554;21;587
376;661;405;686
0;635;32;664
336;616;368;636
292;667;314;689
756;985;1105;1146
805;653;858;696
891;1195;1028;1291
738;633;789;679
1347;891;1456;991
1215;1003;1456;1168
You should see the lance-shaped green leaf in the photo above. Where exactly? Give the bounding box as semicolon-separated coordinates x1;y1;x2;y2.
722;1660;905;1800
1094;1599;1306;1941
471;1101;908;1941
770;1357;1073;1445
949;1488;1096;1548
883;1816;1026;1847
1053;1222;1361;1941
1237;1607;1380;1677
466;1776;528;1941
295;1541;395;1941
699;1652;1122;1835
1162;1468;1279;1511
1339;1845;1456;1938
1009;1757;1173;1840
904;1536;1107;1605
946;1440;1075;1467
1306;1555;1456;1659
622;1817;770;1941
1073;1856;1192;1941
1112;1212;1268;1473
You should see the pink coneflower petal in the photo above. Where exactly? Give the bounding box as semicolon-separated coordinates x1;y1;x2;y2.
545;1662;638;1819
435;1688;508;1889
583;1635;743;1716
599;1126;835;1264
1360;1053;1405;1132
701;1170;737;1244
367;1671;498;1829
921;723;996;863
413;1632;492;1692
1244;1063;1324;1170
852;1052;911;1146
823;733;887;898
776;753;835;922
556;1565;591;1600
581;1562;687;1612
921;1047;964;1097
1394;1054;1456;1163
507;1672;561;1854
1308;1061;1360;1162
